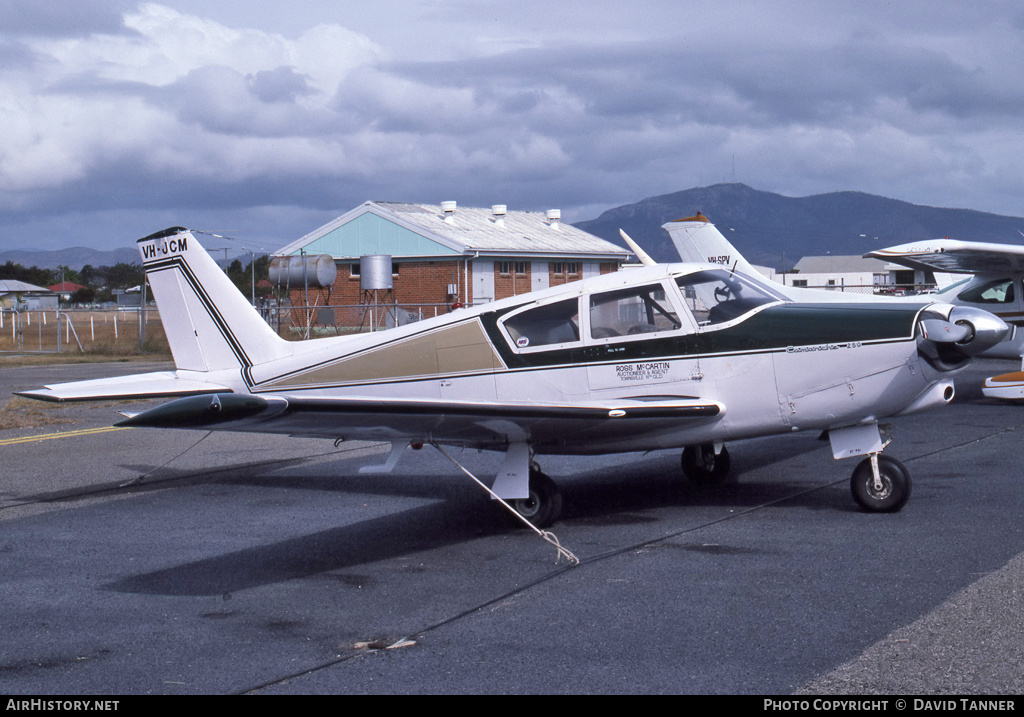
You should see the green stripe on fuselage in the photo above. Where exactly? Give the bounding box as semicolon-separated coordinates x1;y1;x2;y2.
482;303;922;369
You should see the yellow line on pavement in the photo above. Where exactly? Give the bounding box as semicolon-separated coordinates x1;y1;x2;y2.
0;426;132;446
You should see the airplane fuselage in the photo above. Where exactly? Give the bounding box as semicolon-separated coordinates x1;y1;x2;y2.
183;263;956;456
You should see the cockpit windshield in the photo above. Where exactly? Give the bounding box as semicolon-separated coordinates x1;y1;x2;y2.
675;269;786;325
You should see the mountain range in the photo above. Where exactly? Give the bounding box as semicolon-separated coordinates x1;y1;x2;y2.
0;246;140;272
5;184;1023;271
575;183;1024;270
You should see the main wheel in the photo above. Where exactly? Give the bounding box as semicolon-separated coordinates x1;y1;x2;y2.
850;455;911;513
511;469;563;528
682;444;731;485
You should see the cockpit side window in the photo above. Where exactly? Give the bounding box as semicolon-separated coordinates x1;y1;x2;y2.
501;298;580;350
589;284;682;338
957;278;1015;305
675;269;784;326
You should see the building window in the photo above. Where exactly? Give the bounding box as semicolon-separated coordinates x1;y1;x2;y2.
552;262;580;277
499;261;526;276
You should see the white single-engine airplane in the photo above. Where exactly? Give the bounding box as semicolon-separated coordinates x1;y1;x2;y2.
864;238;1024;400
18;227;1009;527
661;213;1024;399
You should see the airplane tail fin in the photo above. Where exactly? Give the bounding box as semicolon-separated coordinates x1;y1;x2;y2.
662;213;762;277
139;228;293;375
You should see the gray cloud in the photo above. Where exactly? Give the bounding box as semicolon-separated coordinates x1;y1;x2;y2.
0;0;135;38
2;0;1024;253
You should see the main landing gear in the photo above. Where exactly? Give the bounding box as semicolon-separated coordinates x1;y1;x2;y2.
510;466;563;529
681;443;731;486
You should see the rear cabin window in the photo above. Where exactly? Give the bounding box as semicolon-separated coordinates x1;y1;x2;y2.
502;298;580;349
676;269;784;325
957;278;1015;304
589;284;681;338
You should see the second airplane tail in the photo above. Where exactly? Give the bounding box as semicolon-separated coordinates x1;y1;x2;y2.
662;213;763;278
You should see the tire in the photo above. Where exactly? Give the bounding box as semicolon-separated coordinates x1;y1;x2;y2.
511;470;563;528
850;455;911;513
682;444;731;485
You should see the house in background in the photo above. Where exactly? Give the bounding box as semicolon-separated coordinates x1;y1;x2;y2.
47;281;87;302
0;280;55;310
273;201;633;310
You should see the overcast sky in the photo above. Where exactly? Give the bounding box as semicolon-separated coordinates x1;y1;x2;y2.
3;0;1023;254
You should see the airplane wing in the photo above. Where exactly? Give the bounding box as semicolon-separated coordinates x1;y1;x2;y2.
15;372;231;402
113;392;725;450
865;239;1024;275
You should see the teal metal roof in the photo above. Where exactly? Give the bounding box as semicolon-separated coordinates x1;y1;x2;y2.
276;201;631;261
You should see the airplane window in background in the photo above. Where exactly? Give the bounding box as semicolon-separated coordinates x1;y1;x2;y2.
589;284;681;338
676;269;785;325
502;299;580;349
957;278;1015;304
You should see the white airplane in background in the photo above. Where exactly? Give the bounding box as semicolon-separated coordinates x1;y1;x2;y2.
864;239;1024;400
18;227;1008;534
658;214;1024;399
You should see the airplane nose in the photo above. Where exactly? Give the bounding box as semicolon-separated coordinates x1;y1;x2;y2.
917;304;1010;371
941;305;1010;354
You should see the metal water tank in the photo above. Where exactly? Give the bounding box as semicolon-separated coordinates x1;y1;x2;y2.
360;255;393;291
268;254;337;288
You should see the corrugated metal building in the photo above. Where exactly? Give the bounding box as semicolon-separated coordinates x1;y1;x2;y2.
0;280;56;310
788;255;892;290
274;201;632;308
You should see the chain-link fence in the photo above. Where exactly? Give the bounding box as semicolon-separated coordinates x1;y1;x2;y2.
0;308;168;354
267;301;470;339
779;282;938;297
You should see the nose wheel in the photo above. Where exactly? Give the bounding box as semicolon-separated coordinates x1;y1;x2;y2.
850;454;911;512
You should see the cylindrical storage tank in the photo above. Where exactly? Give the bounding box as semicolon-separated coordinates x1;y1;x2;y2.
269;254;337;288
360;255;393;290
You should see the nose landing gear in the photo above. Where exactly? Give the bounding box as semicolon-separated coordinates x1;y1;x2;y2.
850;454;911;513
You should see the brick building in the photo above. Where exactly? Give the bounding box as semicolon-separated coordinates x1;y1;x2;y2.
273;201;632;314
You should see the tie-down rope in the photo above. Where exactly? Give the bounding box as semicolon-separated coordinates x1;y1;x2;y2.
430;442;579;565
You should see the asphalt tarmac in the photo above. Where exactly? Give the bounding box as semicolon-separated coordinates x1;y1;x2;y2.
1;358;1023;695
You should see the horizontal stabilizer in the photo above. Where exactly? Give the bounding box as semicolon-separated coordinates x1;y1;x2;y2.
15;372;230;403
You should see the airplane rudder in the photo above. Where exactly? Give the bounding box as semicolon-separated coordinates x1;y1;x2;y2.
137;227;290;370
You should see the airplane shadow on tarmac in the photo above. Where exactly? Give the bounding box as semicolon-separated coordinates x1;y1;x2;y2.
104;434;848;597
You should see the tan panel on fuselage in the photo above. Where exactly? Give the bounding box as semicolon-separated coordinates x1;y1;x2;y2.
267;320;505;388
